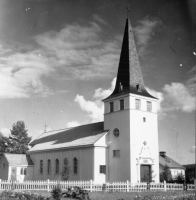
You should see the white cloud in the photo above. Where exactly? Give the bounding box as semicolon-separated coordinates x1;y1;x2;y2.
146;87;164;112
162;82;195;112
35;22;120;80
66;121;81;128
93;78;116;100
0;48;53;98
134;17;162;56
1;128;11;137
74;78;116;123
0;20;120;99
74;95;104;122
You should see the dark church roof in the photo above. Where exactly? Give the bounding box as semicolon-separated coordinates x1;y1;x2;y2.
104;18;156;101
29;122;107;152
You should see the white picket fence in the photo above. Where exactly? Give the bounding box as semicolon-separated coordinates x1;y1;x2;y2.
0;179;195;192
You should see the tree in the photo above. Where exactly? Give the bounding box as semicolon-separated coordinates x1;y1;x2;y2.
0;135;12;153
60;158;70;180
175;173;185;184
160;165;173;183
0;121;31;154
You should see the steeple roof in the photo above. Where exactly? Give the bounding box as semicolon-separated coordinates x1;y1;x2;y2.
104;18;156;100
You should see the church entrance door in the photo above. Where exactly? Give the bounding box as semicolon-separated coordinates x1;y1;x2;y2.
140;165;151;182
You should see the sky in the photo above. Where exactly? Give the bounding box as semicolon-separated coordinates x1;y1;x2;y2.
0;0;196;165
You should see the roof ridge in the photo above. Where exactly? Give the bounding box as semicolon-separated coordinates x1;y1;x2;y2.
43;121;104;134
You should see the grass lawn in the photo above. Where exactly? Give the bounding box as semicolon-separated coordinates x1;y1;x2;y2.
9;190;195;200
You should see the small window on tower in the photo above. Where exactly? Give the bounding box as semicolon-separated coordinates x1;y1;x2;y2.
113;150;120;157
100;165;106;174
110;102;114;112
120;99;124;110
143;117;146;122
113;128;120;137
147;101;152;112
135;99;141;110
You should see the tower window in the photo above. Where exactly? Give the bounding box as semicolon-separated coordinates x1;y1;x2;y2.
135;99;141;110
147;101;152;112
113;128;120;137
120;99;124;110
143;117;146;122
100;165;106;174
113;150;120;157
110;102;114;112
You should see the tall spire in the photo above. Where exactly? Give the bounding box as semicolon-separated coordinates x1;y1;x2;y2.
105;18;156;100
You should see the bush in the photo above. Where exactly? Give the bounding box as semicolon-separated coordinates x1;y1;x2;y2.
0;190;50;200
51;184;62;200
62;186;90;200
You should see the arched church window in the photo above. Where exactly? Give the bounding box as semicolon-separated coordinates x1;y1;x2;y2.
47;159;51;174
40;160;43;174
73;157;78;174
113;128;120;137
55;159;59;174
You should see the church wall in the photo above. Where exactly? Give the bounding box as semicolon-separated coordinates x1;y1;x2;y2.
104;96;131;182
94;147;106;183
29;147;94;181
129;95;159;183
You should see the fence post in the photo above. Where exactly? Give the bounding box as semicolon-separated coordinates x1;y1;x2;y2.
164;180;166;191
126;180;129;192
47;179;50;192
90;180;93;192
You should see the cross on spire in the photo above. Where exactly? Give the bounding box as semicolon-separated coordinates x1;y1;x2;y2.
125;5;131;18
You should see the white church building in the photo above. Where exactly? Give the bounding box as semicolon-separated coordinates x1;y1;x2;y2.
28;18;160;183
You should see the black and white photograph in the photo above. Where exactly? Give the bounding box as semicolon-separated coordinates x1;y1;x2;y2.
0;0;196;199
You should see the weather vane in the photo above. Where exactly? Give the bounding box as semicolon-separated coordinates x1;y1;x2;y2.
125;5;131;18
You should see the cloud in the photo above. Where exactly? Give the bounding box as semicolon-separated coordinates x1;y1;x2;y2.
74;78;116;122
93;14;107;25
0;20;120;99
35;22;120;80
66;121;81;128
162;82;195;112
0;128;11;137
146;87;164;113
74;95;103;122
93;78;116;100
134;16;162;56
0;45;53;98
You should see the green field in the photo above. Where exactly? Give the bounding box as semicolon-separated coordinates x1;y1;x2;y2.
1;190;195;200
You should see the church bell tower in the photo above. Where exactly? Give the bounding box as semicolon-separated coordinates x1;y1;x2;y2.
103;18;159;183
